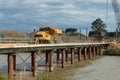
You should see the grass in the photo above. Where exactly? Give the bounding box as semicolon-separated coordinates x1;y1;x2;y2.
36;74;66;80
0;72;7;80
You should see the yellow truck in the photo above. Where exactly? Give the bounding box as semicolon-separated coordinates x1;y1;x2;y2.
34;26;62;44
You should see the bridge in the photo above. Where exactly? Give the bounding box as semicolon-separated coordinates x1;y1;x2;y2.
0;42;109;77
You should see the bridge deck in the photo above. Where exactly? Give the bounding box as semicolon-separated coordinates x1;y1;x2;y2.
0;43;108;54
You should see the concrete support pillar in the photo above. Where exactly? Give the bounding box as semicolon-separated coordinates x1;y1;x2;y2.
46;50;49;66
84;48;87;60
31;51;38;77
8;53;14;76
61;49;65;68
56;49;60;64
65;50;69;62
49;50;54;72
78;47;82;61
89;47;92;59
71;48;74;64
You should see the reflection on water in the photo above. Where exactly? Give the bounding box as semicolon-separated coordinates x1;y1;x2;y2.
65;56;120;80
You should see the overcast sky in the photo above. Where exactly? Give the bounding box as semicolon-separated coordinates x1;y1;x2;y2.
0;0;119;33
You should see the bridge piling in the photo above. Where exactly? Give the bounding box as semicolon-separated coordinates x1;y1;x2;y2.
8;53;14;76
65;49;69;62
71;48;75;64
89;47;92;59
91;47;93;58
93;47;96;57
84;48;87;60
97;47;99;56
61;49;65;68
13;55;16;76
98;47;100;55
56;49;60;64
78;47;82;61
45;50;49;66
49;50;54;72
31;51;38;77
100;46;102;55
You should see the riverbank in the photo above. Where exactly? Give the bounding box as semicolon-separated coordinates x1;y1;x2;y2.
36;57;101;80
103;42;120;55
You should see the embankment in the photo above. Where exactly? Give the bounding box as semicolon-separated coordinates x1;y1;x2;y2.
103;42;120;55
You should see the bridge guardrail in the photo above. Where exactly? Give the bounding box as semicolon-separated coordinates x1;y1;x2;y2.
0;37;103;44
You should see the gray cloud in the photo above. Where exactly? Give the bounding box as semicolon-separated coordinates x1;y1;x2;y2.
0;0;118;32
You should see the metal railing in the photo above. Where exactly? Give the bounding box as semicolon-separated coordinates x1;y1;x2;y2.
0;38;34;44
0;37;99;44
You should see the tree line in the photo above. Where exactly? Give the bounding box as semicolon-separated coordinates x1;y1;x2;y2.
64;18;117;41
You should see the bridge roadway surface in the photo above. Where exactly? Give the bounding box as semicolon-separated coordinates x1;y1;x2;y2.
0;42;108;54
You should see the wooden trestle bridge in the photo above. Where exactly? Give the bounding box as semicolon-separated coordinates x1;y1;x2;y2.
0;42;108;77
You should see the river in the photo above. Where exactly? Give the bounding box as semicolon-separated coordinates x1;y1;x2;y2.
65;56;120;80
0;54;120;80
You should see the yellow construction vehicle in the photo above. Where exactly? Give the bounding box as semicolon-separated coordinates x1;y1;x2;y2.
34;26;62;44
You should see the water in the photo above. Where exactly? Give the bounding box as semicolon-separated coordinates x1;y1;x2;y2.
0;53;47;75
0;54;120;80
65;56;120;80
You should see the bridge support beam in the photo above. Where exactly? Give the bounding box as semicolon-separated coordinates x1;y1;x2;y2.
93;47;96;57
97;47;99;56
31;51;38;77
100;46;103;55
8;53;16;76
56;49;60;64
49;50;54;72
89;47;92;59
46;50;49;66
61;49;65;68
78;47;82;61
71;48;74;64
13;55;16;76
65;50;69;62
84;48;87;60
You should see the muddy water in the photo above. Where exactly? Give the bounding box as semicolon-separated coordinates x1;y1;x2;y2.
65;56;120;80
0;54;120;80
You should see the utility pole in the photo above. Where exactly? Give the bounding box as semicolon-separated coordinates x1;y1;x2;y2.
79;28;81;39
86;28;88;41
79;27;88;41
